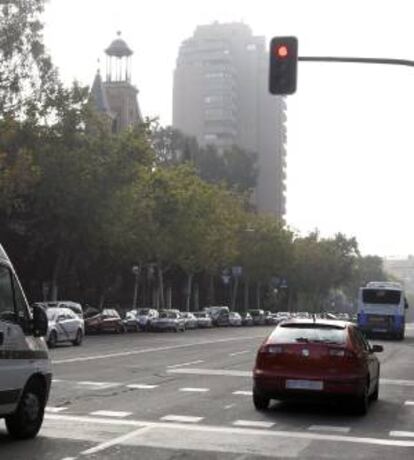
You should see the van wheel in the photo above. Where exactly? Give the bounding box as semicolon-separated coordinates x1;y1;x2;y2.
5;380;45;439
72;329;83;346
47;331;57;349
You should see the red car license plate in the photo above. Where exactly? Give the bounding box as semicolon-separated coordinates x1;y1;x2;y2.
285;379;323;391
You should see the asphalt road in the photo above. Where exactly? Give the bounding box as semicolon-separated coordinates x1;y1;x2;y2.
1;324;414;459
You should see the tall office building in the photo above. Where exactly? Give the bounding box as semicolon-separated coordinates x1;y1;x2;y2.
173;22;286;217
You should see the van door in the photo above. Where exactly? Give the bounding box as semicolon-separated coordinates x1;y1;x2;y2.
0;264;30;414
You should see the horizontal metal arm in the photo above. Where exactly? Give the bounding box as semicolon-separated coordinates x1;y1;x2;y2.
299;56;414;67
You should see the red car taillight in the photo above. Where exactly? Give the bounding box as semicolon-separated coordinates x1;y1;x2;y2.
329;348;357;360
261;345;284;355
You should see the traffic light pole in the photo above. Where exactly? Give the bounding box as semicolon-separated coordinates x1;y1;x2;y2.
298;56;414;68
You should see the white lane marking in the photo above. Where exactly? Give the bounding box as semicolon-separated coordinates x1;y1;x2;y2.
390;431;414;438
167;360;204;369
45;414;414;447
308;425;351;433
61;457;77;460
179;387;210;393
168;368;250;377
127;384;159;389
77;381;119;388
229;350;250;357
53;335;264;365
233;420;275;429
167;368;414;387
233;390;252;396
52;379;62;383
224;404;236;409
46;406;68;413
80;426;151;455
381;378;414;387
161;415;204;423
404;401;414;406
90;411;132;418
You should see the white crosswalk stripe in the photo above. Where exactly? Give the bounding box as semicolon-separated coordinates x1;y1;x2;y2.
90;410;132;418
161;415;204;423
233;420;275;428
308;425;351;433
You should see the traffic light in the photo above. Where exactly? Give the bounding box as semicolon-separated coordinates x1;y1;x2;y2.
269;36;298;95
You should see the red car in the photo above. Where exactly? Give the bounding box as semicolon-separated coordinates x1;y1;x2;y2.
253;319;383;415
84;308;126;334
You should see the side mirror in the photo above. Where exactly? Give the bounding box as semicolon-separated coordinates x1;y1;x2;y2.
371;344;383;353
32;304;48;337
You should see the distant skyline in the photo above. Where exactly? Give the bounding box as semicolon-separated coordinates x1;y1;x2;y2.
43;0;414;257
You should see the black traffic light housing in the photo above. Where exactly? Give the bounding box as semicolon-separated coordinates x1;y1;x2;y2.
269;36;298;95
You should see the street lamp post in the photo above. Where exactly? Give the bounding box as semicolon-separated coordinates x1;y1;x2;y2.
132;265;141;309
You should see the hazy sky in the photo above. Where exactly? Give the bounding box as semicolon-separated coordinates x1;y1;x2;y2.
43;0;414;257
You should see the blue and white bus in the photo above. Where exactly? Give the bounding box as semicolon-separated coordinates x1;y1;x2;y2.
357;281;409;340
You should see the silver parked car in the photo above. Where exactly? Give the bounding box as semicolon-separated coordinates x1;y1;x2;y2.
46;307;84;348
229;311;242;326
193;312;213;328
150;310;185;332
182;312;198;329
136;308;159;331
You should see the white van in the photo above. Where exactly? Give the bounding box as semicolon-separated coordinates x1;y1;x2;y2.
0;245;51;439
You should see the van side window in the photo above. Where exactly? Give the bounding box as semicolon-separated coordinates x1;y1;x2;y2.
0;265;15;322
13;276;29;322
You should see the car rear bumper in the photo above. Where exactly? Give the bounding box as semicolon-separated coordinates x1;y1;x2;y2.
254;371;366;399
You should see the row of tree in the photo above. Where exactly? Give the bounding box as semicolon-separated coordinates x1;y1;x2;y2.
0;1;390;312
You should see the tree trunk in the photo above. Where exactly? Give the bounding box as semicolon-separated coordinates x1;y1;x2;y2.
194;282;200;311
256;282;261;309
243;279;249;312
50;250;65;301
231;276;239;310
158;265;165;309
98;293;105;310
166;285;172;309
207;274;215;306
185;273;193;312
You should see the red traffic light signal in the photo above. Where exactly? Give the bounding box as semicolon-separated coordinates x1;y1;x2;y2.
269;36;298;95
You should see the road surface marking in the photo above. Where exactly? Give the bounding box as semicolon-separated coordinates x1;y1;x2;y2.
46;406;68;413
404;401;414;406
224;404;236;409
167;368;414;387
233;420;275;429
179;387;210;393
229;350;250;357
168;368;250;377
52;379;62;383
167;360;204;369
45;414;414;447
53;335;264;365
90;410;132;418
233;390;252;396
308;425;351;433
80;426;151;455
381;378;414;387
127;384;159;389
390;431;414;438
77;381;120;388
161;415;204;423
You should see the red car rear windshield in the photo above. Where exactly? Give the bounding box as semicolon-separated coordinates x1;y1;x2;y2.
270;323;347;344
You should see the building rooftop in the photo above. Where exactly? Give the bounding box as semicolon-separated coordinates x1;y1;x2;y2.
105;32;133;58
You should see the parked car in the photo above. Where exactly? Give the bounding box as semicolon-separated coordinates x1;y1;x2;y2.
136;308;159;331
43;301;83;318
123;310;140;332
264;311;278;325
229;311;242;326
0;244;51;439
193;312;213;328
181;312;198;329
46;307;85;348
150;310;185;332
205;306;230;326
253;319;382;415
248;309;267;326
85;308;125;334
241;312;254;326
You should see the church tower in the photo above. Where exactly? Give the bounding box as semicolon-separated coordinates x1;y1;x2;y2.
90;32;142;133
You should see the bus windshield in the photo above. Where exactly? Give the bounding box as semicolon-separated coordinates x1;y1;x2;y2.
362;289;401;305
